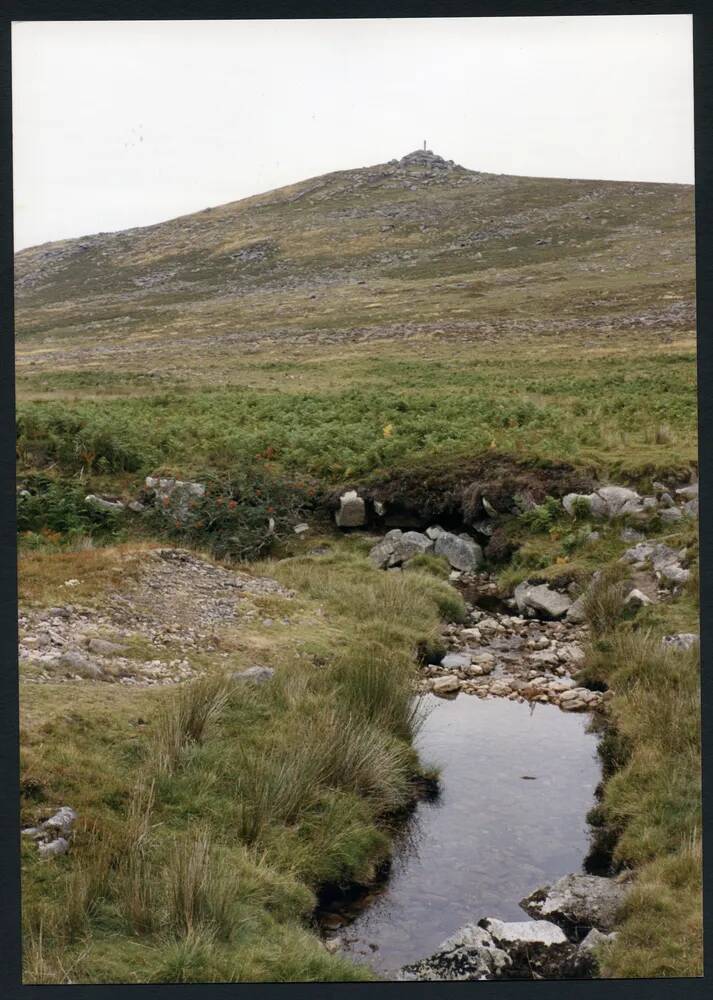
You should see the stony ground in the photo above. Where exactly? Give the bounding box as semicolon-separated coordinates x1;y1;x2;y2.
19;547;294;687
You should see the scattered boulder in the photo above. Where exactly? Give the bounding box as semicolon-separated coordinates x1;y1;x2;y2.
59;649;103;678
85;494;124;512
390;531;434;564
293;522;310;535
514;582;571;620
38;837;69;859
563;492;608;518
624;588;652;609
231;665;275;684
335;490;366;528
85;637;124;656
521;874;628;938
676;483;698;500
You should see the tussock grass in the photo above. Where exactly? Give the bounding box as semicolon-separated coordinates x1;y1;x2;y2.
582;612;701;977
153;673;231;775
21;540;448;982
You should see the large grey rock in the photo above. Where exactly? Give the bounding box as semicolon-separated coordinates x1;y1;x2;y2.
369;537;396;569
434;531;484;571
565;594;587;623
59;650;103;678
521;874;628;936
335;490;366;528
596;486;644;516
683;497;699;518
85;637;124;656
389;531;433;564
398;924;511;981
660;507;682;524
564;486;644;519
42;806;78;836
514;582;572;620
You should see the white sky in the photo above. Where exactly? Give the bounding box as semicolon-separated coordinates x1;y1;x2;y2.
12;15;694;251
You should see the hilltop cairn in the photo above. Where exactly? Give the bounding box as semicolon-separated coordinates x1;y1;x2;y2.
389;148;458;172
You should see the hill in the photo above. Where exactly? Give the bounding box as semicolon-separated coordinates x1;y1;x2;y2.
14;149;694;371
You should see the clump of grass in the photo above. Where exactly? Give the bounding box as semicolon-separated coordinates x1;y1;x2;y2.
164;828;235;940
582;564;631;636
118;779;159;934
153;674;231;775
331;642;421;741
403;552;451;579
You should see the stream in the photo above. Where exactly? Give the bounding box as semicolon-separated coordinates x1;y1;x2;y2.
318;692;601;978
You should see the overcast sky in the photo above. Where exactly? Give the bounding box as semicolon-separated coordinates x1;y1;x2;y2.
12;15;694;251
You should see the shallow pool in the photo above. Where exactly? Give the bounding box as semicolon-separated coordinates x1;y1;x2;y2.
325;693;601;977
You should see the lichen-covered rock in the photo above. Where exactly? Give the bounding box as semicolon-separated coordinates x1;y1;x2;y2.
520;874;628;936
398;923;511;981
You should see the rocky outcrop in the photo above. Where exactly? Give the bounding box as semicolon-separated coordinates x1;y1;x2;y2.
564;481;698;523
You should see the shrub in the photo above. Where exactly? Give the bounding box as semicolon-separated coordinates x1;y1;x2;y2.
519;495;562;533
143;469;308;563
17;478;123;541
